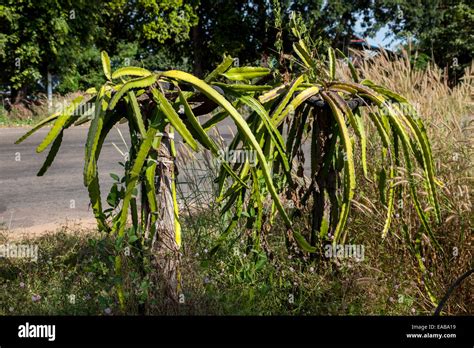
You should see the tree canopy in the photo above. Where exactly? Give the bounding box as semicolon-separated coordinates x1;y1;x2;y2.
0;0;471;100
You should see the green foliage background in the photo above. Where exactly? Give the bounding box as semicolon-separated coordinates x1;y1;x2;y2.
0;0;472;98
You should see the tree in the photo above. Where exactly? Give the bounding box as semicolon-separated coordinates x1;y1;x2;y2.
214;17;442;306
373;0;473;82
0;0;100;103
187;0;472;83
0;0;199;102
15;52;283;310
17;13;443;308
188;0;271;76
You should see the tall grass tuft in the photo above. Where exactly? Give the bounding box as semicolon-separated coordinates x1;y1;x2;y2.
335;50;473;314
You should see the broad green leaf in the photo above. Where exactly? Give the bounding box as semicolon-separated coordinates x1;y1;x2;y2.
116;123;159;238
205;55;234;83
36;96;84;153
293;230;317;253
151;87;198;151
212;82;272;92
275;86;319;126
382;165;396;238
220;67;271;81
112;66;152;79
37;131;63;176
110;173;120;181
84;88;108;186
109;74;157;110
259;84;287;104
86;111;122;233
127;91;146;138
101;51;112;80
328;47;336;80
370;85;440;222
322;92;356;245
235;94;290;173
293;40;315;69
177;88;246;186
107;183;120;207
15;112;61;144
270;75;305;123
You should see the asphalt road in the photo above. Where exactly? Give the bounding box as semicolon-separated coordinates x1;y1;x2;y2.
0;120;237;231
0;119;309;232
0;126;128;230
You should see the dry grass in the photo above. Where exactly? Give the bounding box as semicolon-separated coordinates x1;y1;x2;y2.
334;50;473;314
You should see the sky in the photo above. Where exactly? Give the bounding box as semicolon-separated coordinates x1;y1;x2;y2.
354;17;402;50
367;26;401;50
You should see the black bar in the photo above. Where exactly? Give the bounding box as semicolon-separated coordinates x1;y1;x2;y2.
0;316;471;346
